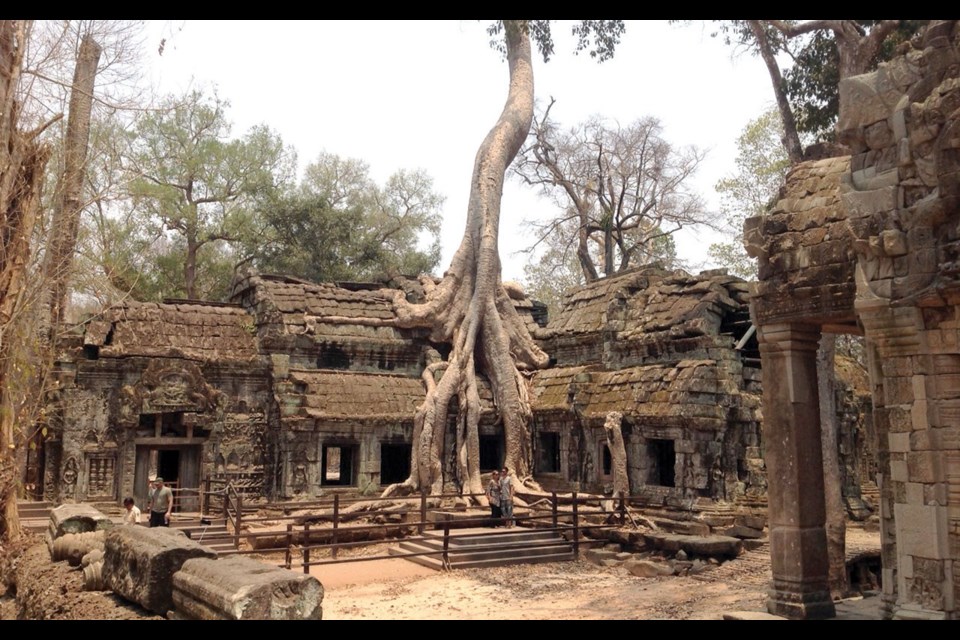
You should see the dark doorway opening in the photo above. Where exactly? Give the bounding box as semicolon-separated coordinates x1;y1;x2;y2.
648;439;676;487
380;443;411;485
537;432;560;473
479;435;502;471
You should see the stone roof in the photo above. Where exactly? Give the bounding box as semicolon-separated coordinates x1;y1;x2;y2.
540;266;751;341
83;301;259;362
249;275;402;339
288;370;426;421
531;360;757;426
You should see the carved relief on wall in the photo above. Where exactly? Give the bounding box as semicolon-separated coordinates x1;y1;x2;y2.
116;360;225;427
61;456;78;494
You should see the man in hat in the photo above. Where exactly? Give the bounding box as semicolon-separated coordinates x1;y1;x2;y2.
147;476;173;527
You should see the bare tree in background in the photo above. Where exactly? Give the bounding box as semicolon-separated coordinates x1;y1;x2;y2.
514;100;707;285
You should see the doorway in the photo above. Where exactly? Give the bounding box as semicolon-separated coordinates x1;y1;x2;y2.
134;445;202;512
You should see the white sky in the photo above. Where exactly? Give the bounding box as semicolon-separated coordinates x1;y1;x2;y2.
143;20;776;283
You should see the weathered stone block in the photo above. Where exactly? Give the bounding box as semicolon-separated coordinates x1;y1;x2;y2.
865;119;894;150
624;559;673;578
881;229;909;256
840;185;897;218
104;526;218;616
722;524;764;539
47;504;113;542
584;548;620;566
894;503;950;560
641;533;741;559
172;556;323;620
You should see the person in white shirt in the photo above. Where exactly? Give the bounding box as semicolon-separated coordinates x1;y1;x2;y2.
122;496;142;525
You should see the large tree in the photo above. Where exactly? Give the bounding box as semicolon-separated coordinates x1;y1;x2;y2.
513;102;701;283
253;152;444;283
381;20;624;501
0;20;56;544
122;89;295;301
708;108;790;279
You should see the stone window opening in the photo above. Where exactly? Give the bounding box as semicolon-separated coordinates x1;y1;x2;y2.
723;307;760;367
380;442;411;485
537;432;561;473
602;443;612;476
321;444;356;486
317;344;350;370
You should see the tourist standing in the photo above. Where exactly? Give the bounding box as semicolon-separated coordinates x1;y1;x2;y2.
499;467;514;528
147;477;173;527
486;470;502;527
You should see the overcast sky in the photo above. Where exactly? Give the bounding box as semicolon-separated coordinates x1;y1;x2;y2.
144;20;776;283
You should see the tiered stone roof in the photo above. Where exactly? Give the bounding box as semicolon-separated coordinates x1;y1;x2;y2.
84;301;259;362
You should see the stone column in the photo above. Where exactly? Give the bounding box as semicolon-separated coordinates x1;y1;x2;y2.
757;323;836;619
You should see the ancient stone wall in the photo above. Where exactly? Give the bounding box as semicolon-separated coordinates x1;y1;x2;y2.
836;21;960;619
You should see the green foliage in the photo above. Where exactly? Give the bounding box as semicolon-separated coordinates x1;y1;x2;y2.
708;108;790;279
487;20;624;63
251;152;444;284
782;21;925;141
120;89;295;300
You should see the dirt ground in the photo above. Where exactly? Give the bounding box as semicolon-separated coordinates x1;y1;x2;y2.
0;527;883;620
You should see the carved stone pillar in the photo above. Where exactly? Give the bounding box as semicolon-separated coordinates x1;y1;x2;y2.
757;322;836;619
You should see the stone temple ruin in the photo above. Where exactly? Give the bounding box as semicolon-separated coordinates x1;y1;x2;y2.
39;266;784;509
20;19;960;621
744;21;960;619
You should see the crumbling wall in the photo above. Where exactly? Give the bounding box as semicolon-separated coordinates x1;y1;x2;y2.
836;20;960;619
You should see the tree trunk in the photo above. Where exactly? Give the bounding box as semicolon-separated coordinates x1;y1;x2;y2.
185;235;198;299
748;20;804;164
603;411;629;497
578;218;599;283
382;21;549;502
818;333;848;599
41;34;102;330
0;19;53;545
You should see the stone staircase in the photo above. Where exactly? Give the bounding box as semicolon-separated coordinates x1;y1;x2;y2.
169;515;237;553
390;526;575;570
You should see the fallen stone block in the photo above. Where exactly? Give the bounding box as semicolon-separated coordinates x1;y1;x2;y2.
585;548;620;566
104;526;217;616
47;504;113;543
172;556;323;620
723;524;764;539
642;533;742;559
625;559;673;578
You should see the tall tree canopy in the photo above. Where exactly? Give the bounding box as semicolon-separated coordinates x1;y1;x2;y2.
513;102;700;284
252;151;444;283
121;89;295;301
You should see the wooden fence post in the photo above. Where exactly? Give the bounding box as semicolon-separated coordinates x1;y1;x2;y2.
285;523;293;570
572;491;579;560
302;522;311;574
419;490;427;535
332;494;340;560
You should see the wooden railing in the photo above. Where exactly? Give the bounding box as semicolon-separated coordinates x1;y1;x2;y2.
224;482;243;549
212;490;633;573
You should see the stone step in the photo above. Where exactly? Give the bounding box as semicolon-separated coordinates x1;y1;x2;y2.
390;526;575;570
